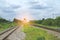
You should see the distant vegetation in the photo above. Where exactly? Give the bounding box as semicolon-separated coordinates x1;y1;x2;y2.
30;16;60;27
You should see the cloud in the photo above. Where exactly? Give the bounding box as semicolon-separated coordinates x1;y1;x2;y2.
30;4;50;10
10;5;21;9
28;1;38;5
0;0;60;20
0;0;21;21
2;5;20;13
28;0;51;10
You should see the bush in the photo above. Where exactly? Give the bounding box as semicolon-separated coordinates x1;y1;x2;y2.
37;37;45;40
30;16;60;27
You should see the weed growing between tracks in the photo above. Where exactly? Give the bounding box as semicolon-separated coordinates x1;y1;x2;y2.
22;25;60;40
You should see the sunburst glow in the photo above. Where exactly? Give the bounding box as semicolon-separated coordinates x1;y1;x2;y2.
16;10;34;21
15;10;34;26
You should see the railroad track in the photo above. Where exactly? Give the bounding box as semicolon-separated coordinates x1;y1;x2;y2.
32;24;60;38
0;26;19;40
32;24;60;33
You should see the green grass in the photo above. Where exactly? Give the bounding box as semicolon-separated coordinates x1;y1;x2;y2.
0;22;16;32
22;25;60;40
34;24;60;29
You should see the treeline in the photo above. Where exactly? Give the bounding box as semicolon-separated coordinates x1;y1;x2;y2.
0;17;11;23
0;17;16;28
30;16;60;27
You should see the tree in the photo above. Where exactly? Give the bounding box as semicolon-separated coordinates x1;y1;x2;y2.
55;17;60;26
42;18;54;26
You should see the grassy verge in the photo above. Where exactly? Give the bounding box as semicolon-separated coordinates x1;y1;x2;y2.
22;25;60;40
0;22;16;32
33;24;60;29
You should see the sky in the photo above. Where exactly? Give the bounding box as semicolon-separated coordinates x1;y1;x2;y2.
0;0;60;21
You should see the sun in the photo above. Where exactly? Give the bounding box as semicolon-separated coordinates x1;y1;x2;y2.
16;10;34;26
19;17;30;26
21;18;30;23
